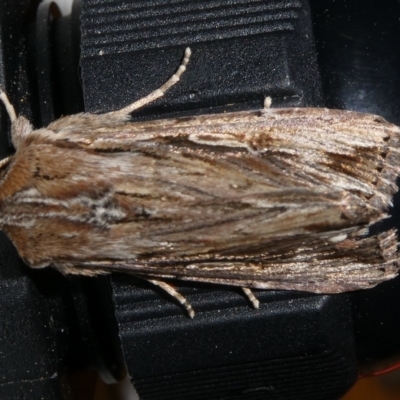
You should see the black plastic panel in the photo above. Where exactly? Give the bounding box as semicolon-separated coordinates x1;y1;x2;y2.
0;234;61;399
310;0;400;374
112;277;356;400
80;0;323;117
311;0;400;124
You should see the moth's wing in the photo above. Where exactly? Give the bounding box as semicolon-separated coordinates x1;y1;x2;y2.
57;226;399;293
55;106;400;218
132;229;400;294
44;108;400;293
52;107;399;205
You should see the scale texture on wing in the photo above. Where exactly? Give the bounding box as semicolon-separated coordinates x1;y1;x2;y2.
0;107;399;293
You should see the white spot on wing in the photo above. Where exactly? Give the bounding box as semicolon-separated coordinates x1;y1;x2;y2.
329;233;348;243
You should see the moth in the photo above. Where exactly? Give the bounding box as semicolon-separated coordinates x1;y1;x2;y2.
0;48;399;318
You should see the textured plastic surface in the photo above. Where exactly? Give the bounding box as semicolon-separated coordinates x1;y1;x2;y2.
80;0;323;117
0;233;61;398
112;277;356;400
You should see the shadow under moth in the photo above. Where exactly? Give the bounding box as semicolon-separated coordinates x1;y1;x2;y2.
0;48;399;318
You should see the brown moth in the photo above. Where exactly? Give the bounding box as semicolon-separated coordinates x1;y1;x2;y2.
0;48;399;317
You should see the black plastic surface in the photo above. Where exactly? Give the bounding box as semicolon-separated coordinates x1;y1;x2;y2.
0;231;62;398
80;0;323;118
0;2;65;399
311;0;400;124
310;0;400;374
113;277;356;400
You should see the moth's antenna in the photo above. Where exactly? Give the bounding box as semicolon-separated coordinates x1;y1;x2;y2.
109;47;192;117
0;88;17;124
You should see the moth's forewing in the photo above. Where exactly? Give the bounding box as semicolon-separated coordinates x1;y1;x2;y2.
1;108;399;292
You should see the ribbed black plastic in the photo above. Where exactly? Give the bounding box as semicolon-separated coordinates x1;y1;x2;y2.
112;276;356;400
133;351;354;400
80;0;323;116
81;0;303;54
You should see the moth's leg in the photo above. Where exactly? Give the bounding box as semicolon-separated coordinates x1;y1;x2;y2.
147;279;195;319
0;88;17;123
242;287;260;309
263;96;272;109
108;47;191;118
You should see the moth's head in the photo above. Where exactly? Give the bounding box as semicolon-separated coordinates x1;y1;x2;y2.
0;87;33;151
11;116;33;149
